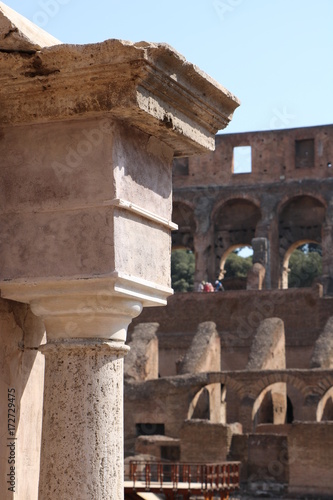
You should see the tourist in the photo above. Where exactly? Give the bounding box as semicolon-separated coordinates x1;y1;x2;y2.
214;280;224;292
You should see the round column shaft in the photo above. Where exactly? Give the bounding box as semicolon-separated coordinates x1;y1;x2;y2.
39;340;128;499
35;296;142;500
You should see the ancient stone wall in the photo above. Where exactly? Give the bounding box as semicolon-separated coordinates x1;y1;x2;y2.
180;420;236;462
288;422;333;497
172;125;333;291
129;286;333;375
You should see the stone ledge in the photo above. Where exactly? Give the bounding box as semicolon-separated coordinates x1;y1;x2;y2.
0;38;240;155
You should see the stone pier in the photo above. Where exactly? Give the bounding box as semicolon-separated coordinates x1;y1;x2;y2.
0;4;239;499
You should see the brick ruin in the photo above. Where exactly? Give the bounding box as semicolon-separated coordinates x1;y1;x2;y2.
172;125;333;292
124;125;333;498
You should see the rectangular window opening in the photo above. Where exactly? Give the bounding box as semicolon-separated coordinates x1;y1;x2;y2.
136;423;165;436
295;139;314;169
233;146;252;174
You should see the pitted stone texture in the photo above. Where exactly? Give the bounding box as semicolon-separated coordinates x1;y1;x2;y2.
178;321;220;374
0;1;60;51
124;323;159;381
38;342;127;500
0;40;239;156
0;298;45;500
247;318;285;370
311;316;333;368
0;120;172;289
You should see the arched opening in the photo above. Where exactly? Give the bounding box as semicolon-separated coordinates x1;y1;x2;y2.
188;384;222;422
214;199;261;279
322;398;333;421
190;387;210;420
317;387;333;422
254;390;274;426
219;245;253;290
278;196;325;288
252;383;287;431
282;241;322;289
286;396;294;423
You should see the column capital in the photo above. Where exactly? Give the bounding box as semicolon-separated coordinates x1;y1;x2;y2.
2;278;150;342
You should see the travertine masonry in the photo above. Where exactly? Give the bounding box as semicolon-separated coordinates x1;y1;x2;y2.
247;318;285;371
311;316;333;368
39;341;127;499
124;323;159;381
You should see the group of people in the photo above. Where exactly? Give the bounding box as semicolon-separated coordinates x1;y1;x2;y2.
197;279;224;292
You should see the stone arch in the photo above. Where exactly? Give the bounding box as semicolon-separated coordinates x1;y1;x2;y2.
277;192;327;217
317;387;333;422
278;195;326;287
250;372;310;400
207;373;247;424
308;374;333;398
252;383;287;430
212;194;261;220
189;386;210;419
213;198;261;278
218;243;252;279
247;373;311;426
172;201;196;251
187;383;221;422
281;239;322;289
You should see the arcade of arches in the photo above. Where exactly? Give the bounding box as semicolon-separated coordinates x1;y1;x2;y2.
172;195;326;290
172;125;333;293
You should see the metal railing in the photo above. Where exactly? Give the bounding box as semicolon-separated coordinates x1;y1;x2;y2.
126;461;240;493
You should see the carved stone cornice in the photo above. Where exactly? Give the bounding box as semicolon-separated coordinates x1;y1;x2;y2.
0;272;172;311
0;39;240;155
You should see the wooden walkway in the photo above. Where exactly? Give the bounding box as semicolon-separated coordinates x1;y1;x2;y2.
124;461;240;500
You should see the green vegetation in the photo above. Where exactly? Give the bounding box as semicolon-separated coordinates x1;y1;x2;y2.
171;244;322;292
171;249;195;292
288;244;322;288
224;251;253;278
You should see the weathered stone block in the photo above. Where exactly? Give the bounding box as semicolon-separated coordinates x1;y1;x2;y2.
247;317;286;370
288;422;333;497
311;316;333;368
124;323;159;381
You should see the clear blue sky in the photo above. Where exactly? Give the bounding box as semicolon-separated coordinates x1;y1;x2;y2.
4;0;333;134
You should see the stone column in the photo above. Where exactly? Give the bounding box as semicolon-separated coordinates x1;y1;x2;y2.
194;232;214;286
35;297;141;499
247;237;268;290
